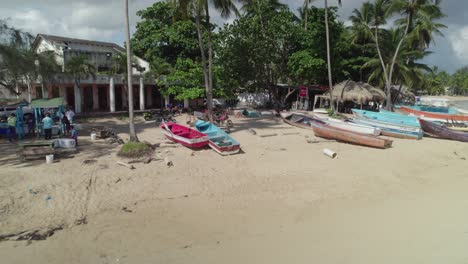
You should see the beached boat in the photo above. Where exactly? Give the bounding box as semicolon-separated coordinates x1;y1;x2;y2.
352;109;420;127
160;122;209;148
283;114;392;149
314;114;381;136
194;120;241;155
400;106;468;121
419;119;468;142
350;116;423;139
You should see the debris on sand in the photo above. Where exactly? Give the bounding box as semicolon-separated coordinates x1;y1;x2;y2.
117;161;135;170
248;129;257;135
0;225;64;241
82;159;97;165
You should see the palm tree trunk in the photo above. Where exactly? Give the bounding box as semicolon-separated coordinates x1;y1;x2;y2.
194;9;211;122
374;25;391;109
387;14;411;110
304;1;308;31
324;0;335;112
204;1;214;123
125;0;138;142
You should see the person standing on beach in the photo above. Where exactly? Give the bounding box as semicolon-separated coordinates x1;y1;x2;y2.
7;113;16;142
61;112;70;135
66;108;75;124
70;125;78;146
42;113;53;140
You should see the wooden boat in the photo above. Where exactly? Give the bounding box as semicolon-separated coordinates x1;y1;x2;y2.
352;109;420;127
160;122;209;148
419;119;468;142
350;116;423;140
283;114;392;149
314;114;381;136
194;120;240;155
400;106;468;122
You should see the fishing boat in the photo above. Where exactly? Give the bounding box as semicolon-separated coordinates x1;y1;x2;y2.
313;114;381;136
400;106;468;122
350;116;423;139
352;109;420;127
194;120;241;155
160;122;209;148
283;114;392;149
419;119;468;142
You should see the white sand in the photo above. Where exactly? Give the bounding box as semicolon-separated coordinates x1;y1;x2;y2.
0;115;467;263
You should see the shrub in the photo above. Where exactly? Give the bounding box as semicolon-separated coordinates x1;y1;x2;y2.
117;141;153;158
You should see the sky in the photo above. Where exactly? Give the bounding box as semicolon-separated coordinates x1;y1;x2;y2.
1;0;466;73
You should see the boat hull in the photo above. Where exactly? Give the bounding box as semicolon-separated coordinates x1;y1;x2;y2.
283;114;392;149
351;115;423;140
314;114;381;136
401;106;468;121
194;120;241;155
161;122;209;148
419;119;468;142
352;109;420;127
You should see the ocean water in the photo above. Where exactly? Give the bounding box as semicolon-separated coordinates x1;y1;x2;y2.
451;100;468;111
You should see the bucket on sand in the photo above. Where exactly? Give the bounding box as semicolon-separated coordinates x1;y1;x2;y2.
46;154;54;164
323;148;337;159
90;133;97;140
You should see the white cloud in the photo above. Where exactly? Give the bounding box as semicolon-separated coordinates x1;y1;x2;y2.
449;26;468;63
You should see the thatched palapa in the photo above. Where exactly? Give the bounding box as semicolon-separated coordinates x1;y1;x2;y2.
325;80;373;104
357;82;386;102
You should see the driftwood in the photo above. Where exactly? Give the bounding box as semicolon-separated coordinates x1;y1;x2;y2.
282;132;300;136
259;133;278;138
306;139;337;144
248;129;257;135
117;161;135;170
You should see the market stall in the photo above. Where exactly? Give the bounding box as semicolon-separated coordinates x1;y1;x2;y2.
29;98;67;139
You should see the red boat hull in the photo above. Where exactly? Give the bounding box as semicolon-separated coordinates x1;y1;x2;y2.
401;107;468;121
161;122;209;148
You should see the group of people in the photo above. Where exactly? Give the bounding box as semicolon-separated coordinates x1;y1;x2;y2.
6;108;78;146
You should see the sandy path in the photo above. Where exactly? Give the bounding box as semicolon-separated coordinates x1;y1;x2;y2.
0;115;467;263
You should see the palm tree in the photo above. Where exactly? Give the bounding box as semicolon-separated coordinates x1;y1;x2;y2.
124;0;138;142
324;0;341;112
302;0;316;30
171;0;239;122
385;0;444;109
241;0;285;18
65;55;96;113
350;0;390;105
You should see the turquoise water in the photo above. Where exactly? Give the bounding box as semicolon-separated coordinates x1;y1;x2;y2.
451;100;468;111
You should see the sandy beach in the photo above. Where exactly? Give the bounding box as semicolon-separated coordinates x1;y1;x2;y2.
1;113;468;264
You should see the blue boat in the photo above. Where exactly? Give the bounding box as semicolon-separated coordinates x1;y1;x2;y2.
194;120;241;155
407;105;459;114
352;109;420;127
350;116;423;140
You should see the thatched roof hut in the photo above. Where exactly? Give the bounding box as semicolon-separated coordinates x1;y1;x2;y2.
357;82;386;102
325;80;374;104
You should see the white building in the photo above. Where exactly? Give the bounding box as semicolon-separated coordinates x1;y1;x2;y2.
26;34;162;113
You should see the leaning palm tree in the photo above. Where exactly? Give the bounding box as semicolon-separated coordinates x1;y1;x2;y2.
66;55;96;113
385;0;444;109
124;0;138;142
171;0;239;122
324;0;341;112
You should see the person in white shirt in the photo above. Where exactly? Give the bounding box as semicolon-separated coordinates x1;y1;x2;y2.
66;108;75;124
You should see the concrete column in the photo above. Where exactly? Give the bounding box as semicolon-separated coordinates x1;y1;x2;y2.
109;77;116;112
47;84;53;99
74;83;82;114
58;84;66;98
31;84;37;100
42;84;48;99
146;86;153;108
164;96;170;107
92;84;99;110
184;98;190;108
139;77;145;110
122;85;128;109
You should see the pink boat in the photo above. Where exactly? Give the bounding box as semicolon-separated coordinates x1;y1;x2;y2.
160;122;209;148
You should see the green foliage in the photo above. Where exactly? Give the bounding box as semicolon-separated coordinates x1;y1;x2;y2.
165;58;205;99
118;141;153;158
288;50;326;84
65;55;96;84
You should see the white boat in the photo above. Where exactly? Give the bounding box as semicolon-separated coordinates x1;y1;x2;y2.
351;115;423;139
314;114;381;136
